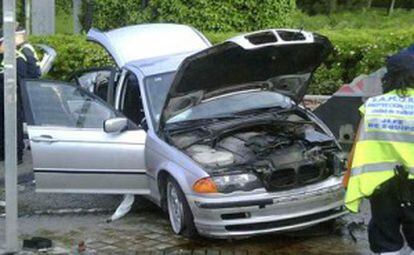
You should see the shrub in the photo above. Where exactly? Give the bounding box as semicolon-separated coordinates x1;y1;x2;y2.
29;27;414;95
29;34;112;80
296;0;413;15
310;28;414;94
293;9;414;30
80;0;297;32
56;0;73;13
297;0;370;15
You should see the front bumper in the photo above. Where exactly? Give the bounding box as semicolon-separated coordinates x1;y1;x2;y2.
187;177;346;238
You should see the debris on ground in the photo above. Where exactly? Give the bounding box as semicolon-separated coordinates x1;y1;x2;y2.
107;194;134;223
347;221;366;243
78;241;86;253
23;237;53;249
73;240;96;255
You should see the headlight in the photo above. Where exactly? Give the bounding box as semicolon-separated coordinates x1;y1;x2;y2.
193;174;263;194
212;173;263;193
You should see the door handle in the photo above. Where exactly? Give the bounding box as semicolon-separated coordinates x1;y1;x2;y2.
32;135;59;143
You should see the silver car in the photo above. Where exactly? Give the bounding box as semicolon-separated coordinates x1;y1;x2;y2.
21;24;347;238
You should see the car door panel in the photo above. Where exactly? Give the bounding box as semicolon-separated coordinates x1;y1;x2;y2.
21;79;149;194
30;127;146;171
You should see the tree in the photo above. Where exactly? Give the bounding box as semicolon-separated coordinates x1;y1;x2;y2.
80;0;94;32
141;0;149;9
345;0;353;9
367;0;373;9
329;0;337;15
388;0;396;15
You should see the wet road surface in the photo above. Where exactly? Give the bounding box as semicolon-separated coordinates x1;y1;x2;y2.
1;207;372;254
0;181;382;254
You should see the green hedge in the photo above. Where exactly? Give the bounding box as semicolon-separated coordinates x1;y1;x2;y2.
81;0;296;32
30;27;414;95
30;35;113;80
310;28;414;94
296;0;413;15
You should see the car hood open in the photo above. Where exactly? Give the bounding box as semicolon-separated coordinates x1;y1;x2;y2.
159;29;333;127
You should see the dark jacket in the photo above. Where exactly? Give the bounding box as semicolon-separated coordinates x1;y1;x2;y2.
18;43;41;79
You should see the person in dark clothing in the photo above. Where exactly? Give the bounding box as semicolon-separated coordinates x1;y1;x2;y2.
0;27;41;162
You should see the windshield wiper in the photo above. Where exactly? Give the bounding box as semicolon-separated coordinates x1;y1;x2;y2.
165;114;242;131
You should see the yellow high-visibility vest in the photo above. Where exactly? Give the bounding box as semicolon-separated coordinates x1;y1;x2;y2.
345;88;414;213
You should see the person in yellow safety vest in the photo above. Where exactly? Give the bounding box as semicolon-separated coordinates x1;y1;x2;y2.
0;26;41;163
344;47;414;254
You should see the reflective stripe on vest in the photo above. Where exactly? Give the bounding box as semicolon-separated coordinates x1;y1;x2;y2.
345;89;414;213
351;162;414;176
359;131;414;143
0;50;27;73
19;43;40;64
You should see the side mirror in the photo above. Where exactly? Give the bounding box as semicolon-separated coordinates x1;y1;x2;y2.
104;117;128;133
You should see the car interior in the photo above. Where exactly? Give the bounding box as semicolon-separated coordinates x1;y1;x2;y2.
121;73;145;126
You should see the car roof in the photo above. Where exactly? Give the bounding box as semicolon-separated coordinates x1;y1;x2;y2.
88;24;211;68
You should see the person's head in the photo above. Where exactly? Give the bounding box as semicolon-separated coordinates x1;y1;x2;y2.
0;25;27;54
382;47;414;95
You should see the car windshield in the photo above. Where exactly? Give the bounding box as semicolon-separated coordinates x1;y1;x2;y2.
144;72;176;128
167;91;293;124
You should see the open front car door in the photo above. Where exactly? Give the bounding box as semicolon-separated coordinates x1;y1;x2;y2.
21;80;149;194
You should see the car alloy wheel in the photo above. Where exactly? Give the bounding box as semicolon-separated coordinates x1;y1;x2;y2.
167;180;184;234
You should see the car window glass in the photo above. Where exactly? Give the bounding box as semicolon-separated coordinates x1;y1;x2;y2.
122;73;144;125
144;72;175;127
168;91;292;123
25;80;117;128
76;70;112;101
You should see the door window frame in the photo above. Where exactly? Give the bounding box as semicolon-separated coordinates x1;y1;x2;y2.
115;68;157;132
68;66;119;106
20;79;133;130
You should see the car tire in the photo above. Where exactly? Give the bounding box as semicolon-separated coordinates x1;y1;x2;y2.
166;176;198;238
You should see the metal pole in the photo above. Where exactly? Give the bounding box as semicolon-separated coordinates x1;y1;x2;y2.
25;0;31;35
3;0;19;252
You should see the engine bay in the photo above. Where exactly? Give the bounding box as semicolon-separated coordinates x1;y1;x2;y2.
167;109;344;192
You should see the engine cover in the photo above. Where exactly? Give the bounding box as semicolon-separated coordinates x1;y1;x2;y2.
187;145;235;167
